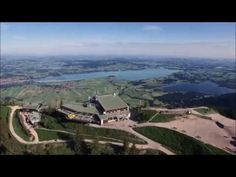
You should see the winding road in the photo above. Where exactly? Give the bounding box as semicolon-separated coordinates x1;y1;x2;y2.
8;106;175;154
9;105;234;154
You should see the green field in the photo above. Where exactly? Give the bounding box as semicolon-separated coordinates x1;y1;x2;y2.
12;110;29;141
134;126;230;155
151;91;166;97
136;110;157;123
194;108;215;115
40;113;146;144
0;106;10;121
0;106;144;155
120;94;144;108
76;125;146;144
124;88;153;101
0;106;151;155
150;114;176;123
0;106;76;155
36;129;74;141
0;78;166;110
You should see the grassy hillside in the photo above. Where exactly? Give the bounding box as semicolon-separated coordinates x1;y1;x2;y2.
136;110;157;123
158;92;236;120
150;114;176;123
36;129;74;141
134;126;230;155
12;110;29;141
39;113;146;144
0;106;76;155
134;109;176;123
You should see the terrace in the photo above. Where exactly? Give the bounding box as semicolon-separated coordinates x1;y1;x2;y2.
58;103;99;124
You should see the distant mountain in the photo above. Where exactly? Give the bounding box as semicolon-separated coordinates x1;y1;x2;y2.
158;92;236;120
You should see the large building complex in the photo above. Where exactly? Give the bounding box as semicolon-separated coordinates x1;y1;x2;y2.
95;95;130;124
57;94;130;125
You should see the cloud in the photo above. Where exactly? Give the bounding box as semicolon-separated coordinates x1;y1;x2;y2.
143;25;162;32
2;40;234;59
12;35;26;40
1;24;9;31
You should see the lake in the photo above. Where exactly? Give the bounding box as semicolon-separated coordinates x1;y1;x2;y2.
37;68;180;82
162;81;235;95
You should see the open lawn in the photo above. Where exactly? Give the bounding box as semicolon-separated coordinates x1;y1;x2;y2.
150;114;176;123
134;126;230;155
40;113;146;144
151;91;166;97
77;125;146;144
136;110;157;123
36;129;74;141
0;106;10;121
120;94;143;108
194;108;215;115
0;79;118;105
0;106;75;155
0;78;163;110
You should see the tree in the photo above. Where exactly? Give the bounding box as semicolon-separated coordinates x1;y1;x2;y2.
143;101;148;108
0;120;7;155
55;99;63;109
122;138;130;155
90;138;102;155
44;144;51;155
129;143;138;155
102;145;115;155
44;100;57;114
74;126;90;155
0;127;7;155
0;142;7;155
59;99;63;108
23;145;32;155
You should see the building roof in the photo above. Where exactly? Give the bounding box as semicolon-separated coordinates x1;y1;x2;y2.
28;111;41;124
97;95;128;111
62;103;98;114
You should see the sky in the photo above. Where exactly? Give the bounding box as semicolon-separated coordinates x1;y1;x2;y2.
1;22;235;59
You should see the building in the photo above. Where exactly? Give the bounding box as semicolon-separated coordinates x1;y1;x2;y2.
27;111;41;125
57;94;130;125
95;95;130;124
18;110;41;133
58;103;100;124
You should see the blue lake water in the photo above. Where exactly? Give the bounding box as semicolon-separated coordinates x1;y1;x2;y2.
37;68;180;82
163;81;235;95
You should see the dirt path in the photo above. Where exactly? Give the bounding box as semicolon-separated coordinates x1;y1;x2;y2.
96;121;175;155
9;106;39;144
148;112;158;122
9;105;234;154
37;127;76;135
19;111;39;142
8;106;173;154
137;114;236;153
